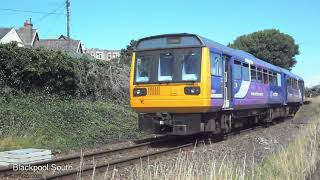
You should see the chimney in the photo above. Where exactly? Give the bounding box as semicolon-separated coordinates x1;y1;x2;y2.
23;18;33;29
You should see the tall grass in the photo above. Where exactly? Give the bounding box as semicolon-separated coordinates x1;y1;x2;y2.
93;99;320;180
124;121;319;180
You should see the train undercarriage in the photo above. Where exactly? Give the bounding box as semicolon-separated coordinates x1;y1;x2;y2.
138;104;301;135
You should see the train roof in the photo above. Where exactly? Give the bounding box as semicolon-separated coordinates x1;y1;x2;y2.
135;33;302;80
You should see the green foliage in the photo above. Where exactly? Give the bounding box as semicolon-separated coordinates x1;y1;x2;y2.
229;29;299;70
120;39;137;65
305;84;320;97
0;43;130;104
0;94;142;151
0;43;136;151
0;42;79;95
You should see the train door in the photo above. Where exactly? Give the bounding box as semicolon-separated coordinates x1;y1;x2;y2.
223;55;232;109
283;74;288;105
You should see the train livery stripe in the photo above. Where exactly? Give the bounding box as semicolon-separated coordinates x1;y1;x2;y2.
234;81;250;98
211;94;222;98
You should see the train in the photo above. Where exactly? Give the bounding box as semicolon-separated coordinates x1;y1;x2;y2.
129;33;304;135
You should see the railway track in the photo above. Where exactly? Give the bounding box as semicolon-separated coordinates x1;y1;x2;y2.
0;125;265;179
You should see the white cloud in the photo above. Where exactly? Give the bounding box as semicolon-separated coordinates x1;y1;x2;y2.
305;75;320;88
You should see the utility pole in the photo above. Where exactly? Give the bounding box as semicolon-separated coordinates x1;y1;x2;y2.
66;0;70;40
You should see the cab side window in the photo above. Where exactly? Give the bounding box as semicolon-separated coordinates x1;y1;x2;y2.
210;53;223;76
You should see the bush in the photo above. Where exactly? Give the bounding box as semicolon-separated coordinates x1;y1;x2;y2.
77;58;130;104
0;43;130;104
0;43;79;96
305;85;320;98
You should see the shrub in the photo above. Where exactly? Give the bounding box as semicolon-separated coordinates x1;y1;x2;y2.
0;43;130;104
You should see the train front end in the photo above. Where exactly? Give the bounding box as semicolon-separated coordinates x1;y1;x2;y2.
130;34;211;135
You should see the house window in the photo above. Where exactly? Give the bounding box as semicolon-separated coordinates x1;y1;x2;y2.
96;52;103;59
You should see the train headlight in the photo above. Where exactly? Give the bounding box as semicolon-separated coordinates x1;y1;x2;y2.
184;87;200;95
133;88;147;96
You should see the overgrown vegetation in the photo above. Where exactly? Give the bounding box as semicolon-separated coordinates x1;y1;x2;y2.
0;42;129;104
0;43;137;151
306;85;320;97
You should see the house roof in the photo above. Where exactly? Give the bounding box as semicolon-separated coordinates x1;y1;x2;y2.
58;35;74;41
16;27;38;47
0;28;12;39
35;39;80;52
86;48;120;52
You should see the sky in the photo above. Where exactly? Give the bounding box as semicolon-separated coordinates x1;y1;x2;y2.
1;0;320;87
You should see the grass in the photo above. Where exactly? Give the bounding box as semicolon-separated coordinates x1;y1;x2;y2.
94;97;320;180
0;94;143;151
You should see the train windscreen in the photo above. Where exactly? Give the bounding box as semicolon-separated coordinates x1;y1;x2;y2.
135;48;201;84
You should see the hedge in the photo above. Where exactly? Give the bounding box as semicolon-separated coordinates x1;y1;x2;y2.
0;43;129;104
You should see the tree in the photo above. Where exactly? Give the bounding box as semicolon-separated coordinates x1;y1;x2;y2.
228;29;299;70
119;40;137;66
120;40;137;57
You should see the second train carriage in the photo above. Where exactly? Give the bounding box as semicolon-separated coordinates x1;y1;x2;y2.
130;33;304;135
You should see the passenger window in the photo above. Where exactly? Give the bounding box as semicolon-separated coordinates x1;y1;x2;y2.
298;80;303;89
276;73;281;86
269;71;274;86
158;53;174;81
242;63;249;81
210;53;223;76
257;68;263;83
233;60;242;80
250;65;257;81
263;69;268;84
272;72;278;86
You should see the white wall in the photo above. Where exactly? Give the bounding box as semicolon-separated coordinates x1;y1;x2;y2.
0;29;24;47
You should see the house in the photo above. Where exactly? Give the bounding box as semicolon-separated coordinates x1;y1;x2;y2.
1;19;84;56
34;35;84;55
0;28;24;47
84;48;120;61
16;19;39;47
